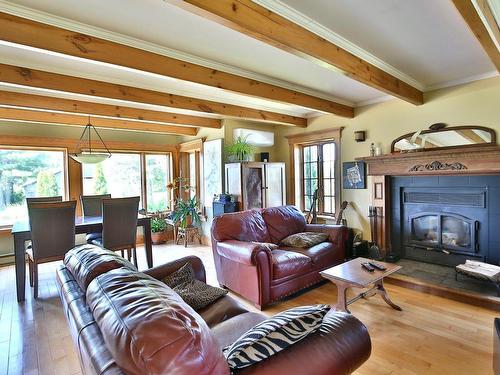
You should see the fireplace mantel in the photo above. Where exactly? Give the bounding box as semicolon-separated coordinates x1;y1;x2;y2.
357;145;500;176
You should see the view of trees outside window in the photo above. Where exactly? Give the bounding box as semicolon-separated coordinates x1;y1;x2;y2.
145;154;170;212
82;153;142;204
0;149;65;226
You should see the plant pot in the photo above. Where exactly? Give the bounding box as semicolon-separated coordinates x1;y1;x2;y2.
151;230;168;245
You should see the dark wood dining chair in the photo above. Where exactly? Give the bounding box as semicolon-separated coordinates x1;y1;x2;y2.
91;197;140;267
80;194;111;244
27;200;76;298
26;196;63;204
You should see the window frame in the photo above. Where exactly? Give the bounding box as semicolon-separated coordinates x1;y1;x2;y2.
0;145;69;229
81;150;173;212
286;127;342;218
300;141;337;215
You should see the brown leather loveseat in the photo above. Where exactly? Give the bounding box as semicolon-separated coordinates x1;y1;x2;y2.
211;205;348;309
57;244;371;375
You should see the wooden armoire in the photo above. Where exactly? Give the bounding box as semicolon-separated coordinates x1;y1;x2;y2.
225;162;286;210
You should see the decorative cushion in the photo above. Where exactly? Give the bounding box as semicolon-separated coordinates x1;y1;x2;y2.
281;232;329;248
163;263;228;310
223;304;331;370
172;279;228;311
162;262;195;287
252;241;279;251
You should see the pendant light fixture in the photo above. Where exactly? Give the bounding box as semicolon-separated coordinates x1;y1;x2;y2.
70;116;112;164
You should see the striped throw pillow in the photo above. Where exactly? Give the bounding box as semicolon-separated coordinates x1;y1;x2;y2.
223;304;330;369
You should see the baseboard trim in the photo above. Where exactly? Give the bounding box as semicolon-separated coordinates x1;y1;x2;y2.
386;273;500;311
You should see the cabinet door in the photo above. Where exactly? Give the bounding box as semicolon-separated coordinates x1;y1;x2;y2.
265;163;286;208
242;164;265;210
225;163;242;203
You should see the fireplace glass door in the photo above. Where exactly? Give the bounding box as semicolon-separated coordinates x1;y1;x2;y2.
411;214;439;245
409;212;476;254
441;216;471;248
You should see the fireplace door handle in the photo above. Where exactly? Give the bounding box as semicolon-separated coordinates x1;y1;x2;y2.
475;221;480;252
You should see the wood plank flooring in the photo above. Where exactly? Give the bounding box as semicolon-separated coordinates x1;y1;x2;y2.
0;243;496;375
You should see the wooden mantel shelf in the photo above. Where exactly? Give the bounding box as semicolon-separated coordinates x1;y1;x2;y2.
356;145;500;176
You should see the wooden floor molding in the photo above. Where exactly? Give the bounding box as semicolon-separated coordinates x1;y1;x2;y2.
386;273;500;312
0;243;496;375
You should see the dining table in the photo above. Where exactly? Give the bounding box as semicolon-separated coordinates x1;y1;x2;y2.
11;214;153;302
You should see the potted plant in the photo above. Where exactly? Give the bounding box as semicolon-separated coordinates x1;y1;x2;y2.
171;196;202;228
150;217;168;244
225;135;254;162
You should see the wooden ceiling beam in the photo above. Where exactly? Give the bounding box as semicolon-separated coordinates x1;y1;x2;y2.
452;0;500;71
171;0;424;105
0;63;306;127
0;107;199;135
0;90;221;128
0;11;352;117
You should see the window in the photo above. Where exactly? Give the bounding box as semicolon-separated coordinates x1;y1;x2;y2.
188;152;197;199
82;152;171;211
301;142;337;215
145;154;170;211
0;148;66;227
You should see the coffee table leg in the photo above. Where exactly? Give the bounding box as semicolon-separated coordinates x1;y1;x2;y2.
334;282;351;313
375;279;402;311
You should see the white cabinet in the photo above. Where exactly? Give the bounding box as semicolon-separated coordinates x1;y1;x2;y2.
225;162;286;210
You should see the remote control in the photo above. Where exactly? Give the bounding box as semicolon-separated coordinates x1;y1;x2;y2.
369;261;387;271
361;262;375;272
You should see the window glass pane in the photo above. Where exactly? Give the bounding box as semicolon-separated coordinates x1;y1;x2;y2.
146;154;170;212
304;146;311;162
310;145;317;161
0;149;65;226
324;197;332;214
83;153;141;204
323;179;331;196
310;162;318;179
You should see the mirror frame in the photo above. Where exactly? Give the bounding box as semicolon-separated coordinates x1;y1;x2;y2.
391;125;497;153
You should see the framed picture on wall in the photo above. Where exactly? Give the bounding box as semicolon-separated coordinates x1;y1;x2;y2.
342;161;366;189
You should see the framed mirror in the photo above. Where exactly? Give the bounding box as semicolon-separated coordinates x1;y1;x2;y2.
391;125;496;153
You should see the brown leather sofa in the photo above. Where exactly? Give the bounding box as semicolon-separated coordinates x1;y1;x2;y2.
211;205;348;309
57;244;371;375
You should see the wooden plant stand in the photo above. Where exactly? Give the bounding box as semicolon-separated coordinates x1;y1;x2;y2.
176;226;201;247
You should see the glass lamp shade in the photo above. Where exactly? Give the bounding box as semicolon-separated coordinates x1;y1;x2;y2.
70;153;111;164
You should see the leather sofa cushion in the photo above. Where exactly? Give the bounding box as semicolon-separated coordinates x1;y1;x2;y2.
86;267;229;375
262;206;307;243
282;242;344;270
211;312;267;349
198;295;250;328
212;210;271;243
272;250;312;280
64;244;137;290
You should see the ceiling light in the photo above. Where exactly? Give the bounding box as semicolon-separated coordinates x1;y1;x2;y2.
70;117;111;164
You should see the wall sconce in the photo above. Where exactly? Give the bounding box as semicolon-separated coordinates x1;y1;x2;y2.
354;131;366;142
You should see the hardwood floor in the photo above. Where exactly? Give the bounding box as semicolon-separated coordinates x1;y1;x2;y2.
0;243;496;375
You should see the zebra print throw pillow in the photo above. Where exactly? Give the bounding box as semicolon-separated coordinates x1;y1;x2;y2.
223;304;330;370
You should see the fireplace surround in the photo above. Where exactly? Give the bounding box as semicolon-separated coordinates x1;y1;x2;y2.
391;178;497;267
358;144;500;268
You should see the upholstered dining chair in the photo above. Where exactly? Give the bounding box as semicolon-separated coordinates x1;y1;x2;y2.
25;196;63;250
80;194;111;244
91;196;140;267
27;200;76;298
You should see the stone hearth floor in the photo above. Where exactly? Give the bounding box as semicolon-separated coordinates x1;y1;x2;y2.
395;258;498;297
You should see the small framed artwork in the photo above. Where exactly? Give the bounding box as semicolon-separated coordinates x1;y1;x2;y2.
343;161;366;189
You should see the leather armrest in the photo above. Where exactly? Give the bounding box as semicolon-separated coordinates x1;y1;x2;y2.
306;224;348;251
143;256;206;283
217;240;271;266
238;312;371;375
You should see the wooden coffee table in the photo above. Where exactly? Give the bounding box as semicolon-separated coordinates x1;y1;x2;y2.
320;257;402;313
